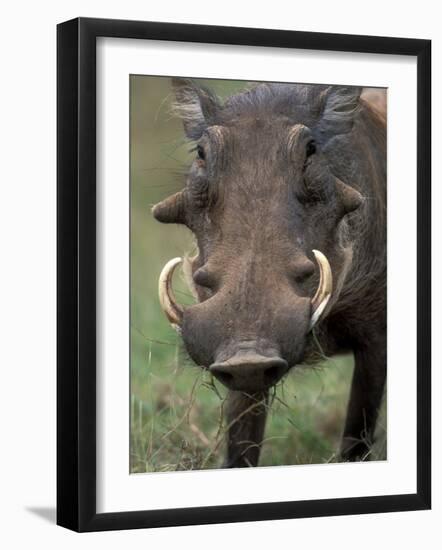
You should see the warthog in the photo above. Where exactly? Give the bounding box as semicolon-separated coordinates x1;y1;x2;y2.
153;78;386;467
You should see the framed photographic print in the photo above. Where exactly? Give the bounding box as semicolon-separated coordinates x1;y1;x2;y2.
57;17;431;532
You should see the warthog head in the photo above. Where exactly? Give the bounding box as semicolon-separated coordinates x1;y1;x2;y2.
153;79;364;392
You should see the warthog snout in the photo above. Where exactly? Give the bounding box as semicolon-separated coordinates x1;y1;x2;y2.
210;351;289;392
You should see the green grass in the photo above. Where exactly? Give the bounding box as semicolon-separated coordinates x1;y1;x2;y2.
130;75;386;473
130;339;386;472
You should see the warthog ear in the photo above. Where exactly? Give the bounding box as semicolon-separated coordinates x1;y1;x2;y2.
152;191;186;224
319;86;362;136
172;78;219;140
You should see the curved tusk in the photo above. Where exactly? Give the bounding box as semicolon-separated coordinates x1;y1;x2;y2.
158;257;184;332
309;249;333;330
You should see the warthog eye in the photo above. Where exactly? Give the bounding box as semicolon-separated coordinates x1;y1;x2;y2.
306;139;316;157
197;145;206;161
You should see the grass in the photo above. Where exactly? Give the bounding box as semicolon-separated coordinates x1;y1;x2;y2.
130;75;386;473
130;338;386;472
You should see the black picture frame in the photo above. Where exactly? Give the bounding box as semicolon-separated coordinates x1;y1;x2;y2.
57;17;431;532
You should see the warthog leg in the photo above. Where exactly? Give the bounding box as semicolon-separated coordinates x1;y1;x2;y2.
223;390;269;468
341;338;386;461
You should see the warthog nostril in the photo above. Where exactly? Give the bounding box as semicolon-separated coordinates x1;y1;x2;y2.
213;371;234;387
264;364;286;384
209;353;289;392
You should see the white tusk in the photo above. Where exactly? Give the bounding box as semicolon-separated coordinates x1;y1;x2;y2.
309;249;333;330
158;257;184;332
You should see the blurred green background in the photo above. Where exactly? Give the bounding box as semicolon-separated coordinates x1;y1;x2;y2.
130;75;386;473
